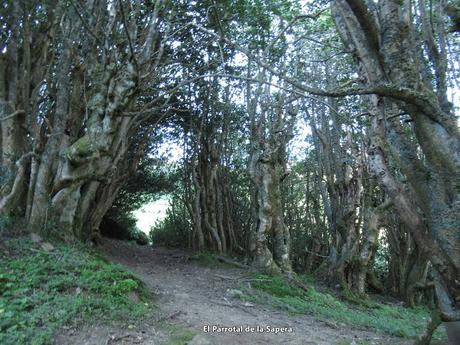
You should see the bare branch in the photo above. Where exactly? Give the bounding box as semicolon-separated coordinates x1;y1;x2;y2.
1;109;25;122
125;72;343;121
140;0;162;63
68;0;101;44
304;248;329;258
118;0;138;69
265;12;325;56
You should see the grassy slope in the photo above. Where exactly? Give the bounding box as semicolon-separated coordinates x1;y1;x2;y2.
245;273;446;342
0;237;152;345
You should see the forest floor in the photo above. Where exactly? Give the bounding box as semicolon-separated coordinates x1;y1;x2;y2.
54;238;428;345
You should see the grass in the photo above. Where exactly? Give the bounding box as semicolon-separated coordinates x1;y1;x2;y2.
335;341;372;345
159;323;196;345
245;273;447;341
0;237;152;345
189;251;234;268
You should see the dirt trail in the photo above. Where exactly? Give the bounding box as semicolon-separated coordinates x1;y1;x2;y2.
57;239;414;345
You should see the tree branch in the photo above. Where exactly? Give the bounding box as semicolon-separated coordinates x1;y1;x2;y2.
1;109;25;122
344;0;380;53
264;12;325;56
118;0;138;69
0;152;38;213
193;23;451;125
68;0;101;44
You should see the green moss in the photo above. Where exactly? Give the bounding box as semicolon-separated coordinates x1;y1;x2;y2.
251;273;307;298
0;238;153;345
65;135;97;163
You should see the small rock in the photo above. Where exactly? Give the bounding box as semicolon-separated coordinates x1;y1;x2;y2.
187;334;213;345
75;287;82;295
227;288;243;299
31;233;42;243
40;242;54;251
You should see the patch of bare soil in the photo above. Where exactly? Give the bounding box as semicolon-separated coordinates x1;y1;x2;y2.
54;322;166;345
55;238;414;345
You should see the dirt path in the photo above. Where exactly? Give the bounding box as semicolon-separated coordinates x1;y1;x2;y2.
61;238;413;345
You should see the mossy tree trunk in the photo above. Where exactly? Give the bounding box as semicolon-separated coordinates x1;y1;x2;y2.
311;100;371;294
182;79;240;253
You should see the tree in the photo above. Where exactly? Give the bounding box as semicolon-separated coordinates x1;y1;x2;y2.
330;0;460;333
0;0;175;240
2;4;459;341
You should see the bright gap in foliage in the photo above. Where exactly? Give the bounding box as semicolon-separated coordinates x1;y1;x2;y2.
134;197;171;235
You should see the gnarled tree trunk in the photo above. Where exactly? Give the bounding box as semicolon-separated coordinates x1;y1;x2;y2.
248;82;296;274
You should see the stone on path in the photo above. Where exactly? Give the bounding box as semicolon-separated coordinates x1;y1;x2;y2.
187;334;213;345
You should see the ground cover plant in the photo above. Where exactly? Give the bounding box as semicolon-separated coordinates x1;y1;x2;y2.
0;237;152;345
245;273;447;341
